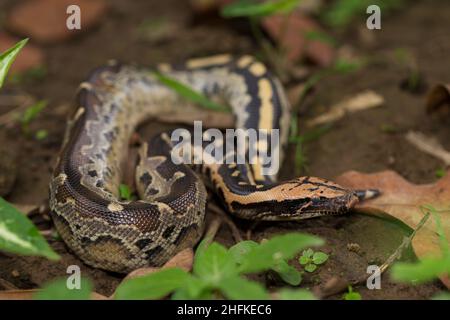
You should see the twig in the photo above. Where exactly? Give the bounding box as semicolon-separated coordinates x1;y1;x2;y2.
307;90;384;127
202;214;222;246
314;212;431;299
405;131;450;166
380;212;430;273
208;203;243;243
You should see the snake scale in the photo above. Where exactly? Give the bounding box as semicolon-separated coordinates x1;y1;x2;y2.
49;55;375;273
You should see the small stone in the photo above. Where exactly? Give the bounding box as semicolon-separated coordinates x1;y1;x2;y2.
0;33;44;73
7;0;108;44
347;242;361;254
11;270;20;277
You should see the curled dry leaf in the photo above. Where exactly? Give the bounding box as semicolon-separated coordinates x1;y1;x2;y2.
426;83;450;114
336;170;450;288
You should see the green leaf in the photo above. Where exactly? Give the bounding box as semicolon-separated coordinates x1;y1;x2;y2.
272;260;302;285
323;0;405;28
0;38;28;88
304;263;317;273
312;251;329;265
21;100;47;127
218;275;269;300
221;0;301;18
432;292;450;300
229;240;259;265
390;257;450;284
153;72;229;112
193;242;237;285
332;58;362;74
171;276;210;300
119;184;132;201
299;255;311;265
278;288;316;300
343;286;362;300
304;30;337;46
239;233;323;274
435;168;446;179
0;197;59;260
115;267;189;300
303;248;314;259
35;129;48;140
34;278;92;300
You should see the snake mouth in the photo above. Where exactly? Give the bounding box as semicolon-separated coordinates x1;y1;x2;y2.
296;192;359;219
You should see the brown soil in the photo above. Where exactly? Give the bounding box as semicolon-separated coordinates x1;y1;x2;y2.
0;0;448;299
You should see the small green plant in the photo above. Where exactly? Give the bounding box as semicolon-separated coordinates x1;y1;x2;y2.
34;278;93;300
393;47;423;92
119;183;134;201
322;0;405;28
0;197;59;260
289;123;332;175
20;100;48;134
152;72;229;112
115;233;323;300
9;66;47;85
0;40;58;262
435;168;446;179
391;206;450;284
342;286;362;300
35;129;48;141
304;30;338;47
221;0;301;18
390;205;450;299
299;248;329;272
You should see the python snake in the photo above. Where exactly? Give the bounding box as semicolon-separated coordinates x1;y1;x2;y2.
49;55;375;273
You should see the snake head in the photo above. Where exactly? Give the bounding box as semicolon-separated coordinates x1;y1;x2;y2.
274;176;360;219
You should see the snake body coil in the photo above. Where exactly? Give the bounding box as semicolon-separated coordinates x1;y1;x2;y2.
50;55;361;273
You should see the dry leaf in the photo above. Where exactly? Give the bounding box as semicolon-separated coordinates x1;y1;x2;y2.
307;90;384;127
336;170;450;288
262;11;335;66
0;289;107;300
0;289;37;300
121;248;194;282
426;83;450;114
